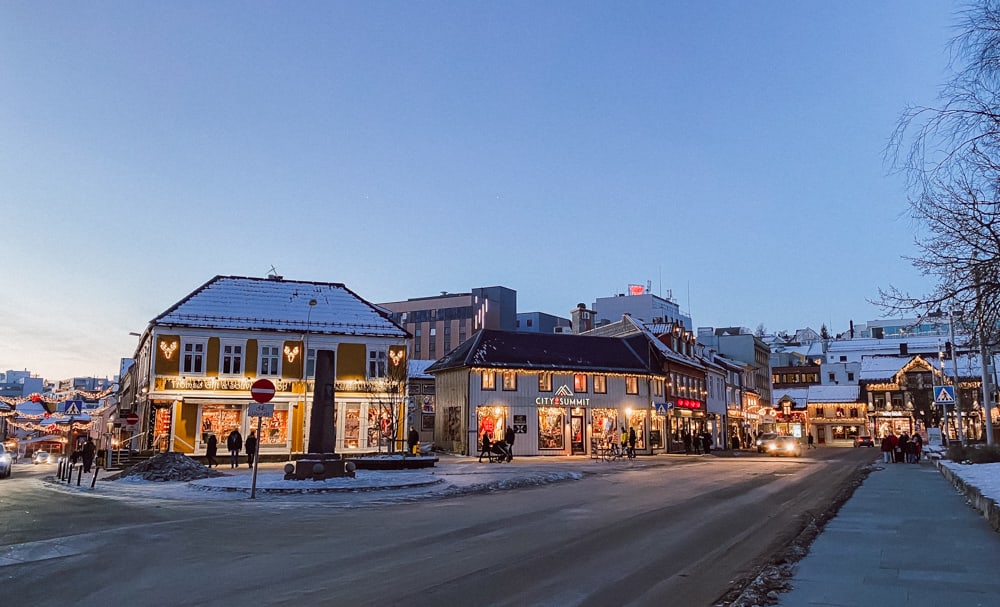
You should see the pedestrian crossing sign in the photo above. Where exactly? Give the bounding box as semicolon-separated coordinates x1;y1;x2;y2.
63;400;83;415
933;385;955;405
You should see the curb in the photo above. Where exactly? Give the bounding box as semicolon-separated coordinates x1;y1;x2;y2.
936;459;1000;533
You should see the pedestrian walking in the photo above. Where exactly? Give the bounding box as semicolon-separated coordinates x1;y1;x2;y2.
226;428;243;469
682;430;692;455
205;433;218;468
896;432;909;463
81;437;96;473
407;426;419;456
245;430;258;468
913;432;923;462
504;425;516;462
807;433;816;449
701;431;713;454
628;426;637;458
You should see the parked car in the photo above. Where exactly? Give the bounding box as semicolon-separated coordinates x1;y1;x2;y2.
32;451;51;465
0;444;11;478
755;432;779;453
767;435;803;457
853;435;875;448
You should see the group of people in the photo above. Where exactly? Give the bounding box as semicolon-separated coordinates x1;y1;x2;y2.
681;429;713;455
69;437;97;473
481;425;516;462
203;428;258;469
879;430;923;464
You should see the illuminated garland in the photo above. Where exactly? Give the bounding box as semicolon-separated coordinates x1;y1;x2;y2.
8;420;95;432
0;386;115;407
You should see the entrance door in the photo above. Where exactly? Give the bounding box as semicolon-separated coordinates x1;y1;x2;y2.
570;415;585;455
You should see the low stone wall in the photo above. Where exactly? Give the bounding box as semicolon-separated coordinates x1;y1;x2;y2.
936;460;1000;533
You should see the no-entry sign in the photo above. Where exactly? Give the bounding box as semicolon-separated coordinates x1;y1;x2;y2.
125;413;140;425
251;378;276;403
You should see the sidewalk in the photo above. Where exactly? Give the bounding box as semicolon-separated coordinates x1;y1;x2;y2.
777;458;1000;607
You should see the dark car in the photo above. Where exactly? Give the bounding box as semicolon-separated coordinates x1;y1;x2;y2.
755;432;779;453
853;435;875;448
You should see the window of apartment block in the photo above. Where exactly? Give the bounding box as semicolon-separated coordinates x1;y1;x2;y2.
653;379;664;397
221;342;243;375
593;375;607;394
306;348;316;378
816;406;825;418
847;372;855;382
481;371;496;391
182;339;206;375
538;373;552;392
502;371;517;391
369;350;387;378
574;374;587;393
625;376;638;395
527;319;533;327
259;344;280;376
828;372;836;382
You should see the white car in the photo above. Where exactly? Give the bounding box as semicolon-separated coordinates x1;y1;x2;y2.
32;451;52;465
0;445;11;478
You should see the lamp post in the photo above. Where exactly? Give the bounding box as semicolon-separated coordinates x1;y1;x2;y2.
949;310;967;446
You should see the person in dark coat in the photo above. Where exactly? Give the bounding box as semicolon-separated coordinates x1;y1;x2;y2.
627;426;637;458
205;433;218;468
407;426;420;456
504;425;515;462
226;428;243;469
81;437;96;473
682;430;692;455
701;431;713;454
245;430;258;468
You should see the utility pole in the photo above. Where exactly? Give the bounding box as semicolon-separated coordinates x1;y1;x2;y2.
950;311;967;446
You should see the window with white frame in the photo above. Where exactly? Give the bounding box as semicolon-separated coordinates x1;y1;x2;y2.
305;347;316;379
259;344;281;376
220;341;244;376
182;339;207;375
369;349;387;378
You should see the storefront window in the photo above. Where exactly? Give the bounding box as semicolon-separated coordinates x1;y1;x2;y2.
344;404;361;449
626;409;646;449
154;407;172;450
591;408;617;445
367;406;394;448
476;406;505;442
200;404;242;443
538;407;564;449
251;409;288;446
649;412;664;448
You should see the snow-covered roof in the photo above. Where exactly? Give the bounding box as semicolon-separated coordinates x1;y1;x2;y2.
408;360;436;379
152;276;408;338
807;385;860;402
774;388;808;409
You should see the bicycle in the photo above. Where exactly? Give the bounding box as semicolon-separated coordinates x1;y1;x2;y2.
603;443;635;462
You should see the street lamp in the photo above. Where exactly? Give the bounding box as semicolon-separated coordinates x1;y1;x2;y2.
949;310;967;446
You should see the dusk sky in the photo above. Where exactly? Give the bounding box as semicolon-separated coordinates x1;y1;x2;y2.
2;2;960;381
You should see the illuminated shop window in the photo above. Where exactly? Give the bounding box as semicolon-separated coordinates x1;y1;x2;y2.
538;407;565;450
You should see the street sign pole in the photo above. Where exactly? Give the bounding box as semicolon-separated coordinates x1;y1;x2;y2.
251;414;263;499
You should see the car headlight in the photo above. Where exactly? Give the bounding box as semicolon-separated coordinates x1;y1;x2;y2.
0;454;10;464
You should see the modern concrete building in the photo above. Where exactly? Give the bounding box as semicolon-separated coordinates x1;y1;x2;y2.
379;286;517;361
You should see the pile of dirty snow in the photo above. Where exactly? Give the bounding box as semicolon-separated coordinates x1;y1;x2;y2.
105;452;227;482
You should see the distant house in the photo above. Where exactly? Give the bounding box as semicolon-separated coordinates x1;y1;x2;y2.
122;275;409;456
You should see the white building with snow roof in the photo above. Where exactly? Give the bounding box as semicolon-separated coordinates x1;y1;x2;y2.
122;275;409;458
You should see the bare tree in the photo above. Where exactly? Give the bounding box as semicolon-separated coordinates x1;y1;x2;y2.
359;345;408;454
885;0;1000;344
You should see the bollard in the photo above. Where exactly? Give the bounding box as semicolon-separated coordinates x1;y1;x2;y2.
65;463;73;484
91;465;99;488
57;459;63;479
76;465;83;486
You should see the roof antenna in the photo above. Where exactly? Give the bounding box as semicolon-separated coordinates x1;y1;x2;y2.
267;265;279;279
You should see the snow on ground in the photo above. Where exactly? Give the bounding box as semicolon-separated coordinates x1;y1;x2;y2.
941;460;1000;502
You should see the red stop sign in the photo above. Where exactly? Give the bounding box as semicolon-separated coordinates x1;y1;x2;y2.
251;378;276;403
125;413;140;425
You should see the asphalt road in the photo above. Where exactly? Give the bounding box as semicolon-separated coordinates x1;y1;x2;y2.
1;448;877;607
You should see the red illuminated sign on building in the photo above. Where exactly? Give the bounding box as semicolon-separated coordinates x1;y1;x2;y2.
673;399;701;410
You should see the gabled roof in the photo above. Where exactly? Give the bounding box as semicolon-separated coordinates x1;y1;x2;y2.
408;360;436;379
808;385;860;402
152;275;408;338
425;330;656;375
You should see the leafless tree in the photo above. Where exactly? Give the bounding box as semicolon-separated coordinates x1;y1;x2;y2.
359;346;408;454
885;0;1000;344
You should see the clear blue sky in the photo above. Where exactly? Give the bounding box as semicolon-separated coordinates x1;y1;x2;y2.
1;1;959;380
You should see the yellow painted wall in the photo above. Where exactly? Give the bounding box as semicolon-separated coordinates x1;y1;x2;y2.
174;402;198;454
338;343;366;380
155;335;180;376
291;400;304;452
206;338;220;377
245;339;258;377
283;340;304;380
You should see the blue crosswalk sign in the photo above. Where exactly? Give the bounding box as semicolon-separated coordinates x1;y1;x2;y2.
63;400;84;415
933;386;955;405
